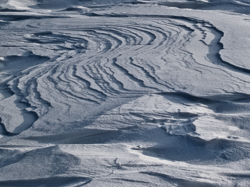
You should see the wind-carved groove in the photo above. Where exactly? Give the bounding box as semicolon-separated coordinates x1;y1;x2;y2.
177;20;250;79
0;118;17;136
72;65;108;100
80;65;110;100
30;80;51;115
130;26;157;45
0;16;212;135
112;57;157;92
119;26;144;45
1;12;249;139
0;78;39;135
0;82;15;99
173;18;250;76
203;23;250;75
103;59;129;92
47;65;100;104
14;75;51;117
60;65;105;102
91;61;120;95
93;61;121;95
129;57;172;90
100;27;137;46
93;28;123;51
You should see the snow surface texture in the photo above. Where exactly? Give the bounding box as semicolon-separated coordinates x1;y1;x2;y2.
1;0;250;186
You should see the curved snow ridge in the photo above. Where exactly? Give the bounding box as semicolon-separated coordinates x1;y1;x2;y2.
1;13;250;136
0;19;177;134
0;16;195;135
86;13;250;74
0;52;50;135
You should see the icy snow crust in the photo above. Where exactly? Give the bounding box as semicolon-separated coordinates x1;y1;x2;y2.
1;0;250;186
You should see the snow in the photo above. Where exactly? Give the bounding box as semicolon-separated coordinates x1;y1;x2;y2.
1;0;250;186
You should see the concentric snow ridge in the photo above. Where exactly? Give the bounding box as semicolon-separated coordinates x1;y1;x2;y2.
1;12;250;136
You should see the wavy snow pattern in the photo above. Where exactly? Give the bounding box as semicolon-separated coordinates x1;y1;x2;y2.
1;0;250;186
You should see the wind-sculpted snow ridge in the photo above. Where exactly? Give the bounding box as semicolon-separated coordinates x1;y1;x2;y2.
1;0;250;186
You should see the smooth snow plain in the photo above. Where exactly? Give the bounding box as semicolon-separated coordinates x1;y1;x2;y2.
1;0;250;186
